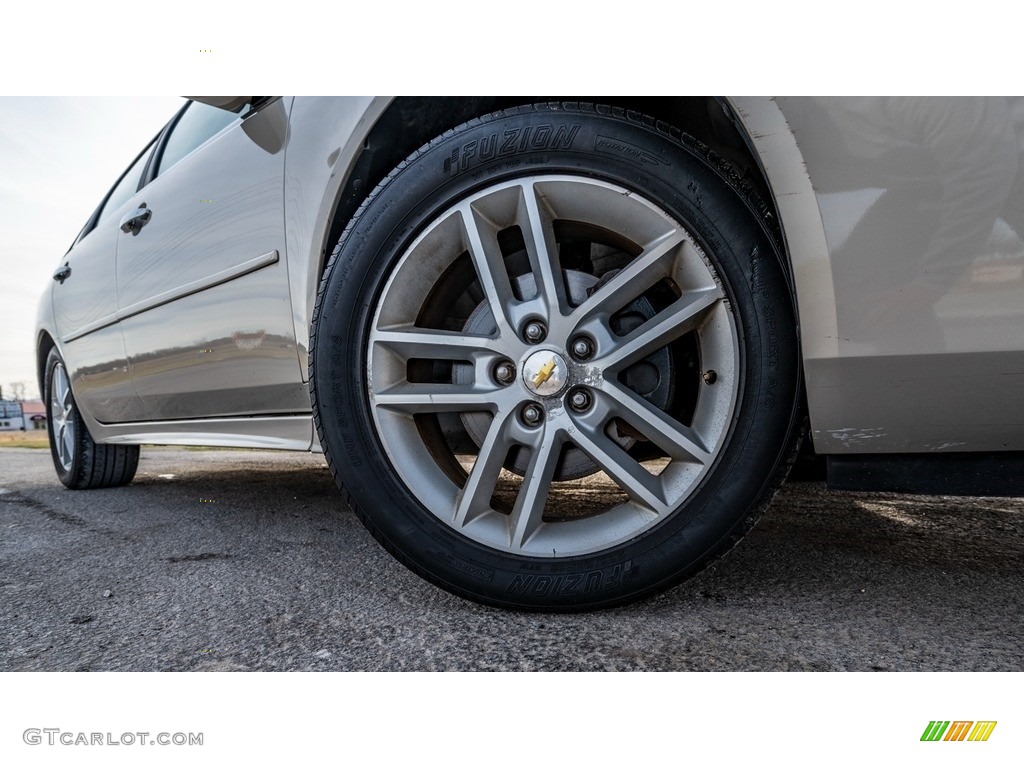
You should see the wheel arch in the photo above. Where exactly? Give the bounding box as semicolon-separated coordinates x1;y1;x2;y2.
36;330;56;401
299;97;833;396
315;97;797;279
322;98;790;253
303;96;823;321
727;98;838;364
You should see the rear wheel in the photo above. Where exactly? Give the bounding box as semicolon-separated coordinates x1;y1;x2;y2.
44;348;139;489
310;103;801;610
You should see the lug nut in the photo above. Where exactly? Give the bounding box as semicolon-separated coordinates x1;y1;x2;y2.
703;370;718;385
523;320;546;343
568;388;592;412
571;337;594;360
521;403;544;426
494;361;516;385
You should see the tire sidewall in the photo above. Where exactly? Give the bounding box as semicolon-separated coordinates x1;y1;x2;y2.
312;105;800;609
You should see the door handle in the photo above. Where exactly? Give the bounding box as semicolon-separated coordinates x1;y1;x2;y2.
119;204;152;234
52;263;71;283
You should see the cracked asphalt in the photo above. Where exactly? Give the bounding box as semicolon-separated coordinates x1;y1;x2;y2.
1;447;1021;671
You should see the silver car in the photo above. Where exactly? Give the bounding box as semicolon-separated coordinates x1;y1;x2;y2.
36;97;1024;610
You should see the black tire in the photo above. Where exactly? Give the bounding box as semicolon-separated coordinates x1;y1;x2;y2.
44;347;139;490
310;103;802;610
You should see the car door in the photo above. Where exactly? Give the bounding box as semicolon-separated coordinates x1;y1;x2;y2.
115;98;306;420
51;143;154;423
774;97;1024;453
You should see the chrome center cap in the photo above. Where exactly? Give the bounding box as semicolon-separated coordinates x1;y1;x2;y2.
522;350;568;396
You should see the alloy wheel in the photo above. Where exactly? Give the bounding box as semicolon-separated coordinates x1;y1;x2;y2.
50;361;76;472
367;175;740;557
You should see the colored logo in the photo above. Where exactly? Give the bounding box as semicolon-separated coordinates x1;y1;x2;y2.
522;351;567;396
532;359;557;388
920;721;997;742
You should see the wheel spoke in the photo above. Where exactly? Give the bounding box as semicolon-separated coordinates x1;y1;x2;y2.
601;384;712;464
53;369;67;408
372;383;502;414
508;431;563;549
61;425;73;466
602;287;722;370
572;229;686;323
459;204;518;335
453;410;517;527
570;427;670;515
519;182;567;318
372;327;501;360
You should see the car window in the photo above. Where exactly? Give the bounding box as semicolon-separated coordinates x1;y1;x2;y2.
156;101;242;177
95;146;151;225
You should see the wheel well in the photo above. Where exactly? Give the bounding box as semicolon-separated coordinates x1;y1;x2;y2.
37;331;55;397
323;97;784;278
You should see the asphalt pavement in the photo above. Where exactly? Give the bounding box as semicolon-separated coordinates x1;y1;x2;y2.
1;447;1021;671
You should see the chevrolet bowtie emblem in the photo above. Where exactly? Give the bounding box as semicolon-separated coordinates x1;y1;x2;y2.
532;359;557;388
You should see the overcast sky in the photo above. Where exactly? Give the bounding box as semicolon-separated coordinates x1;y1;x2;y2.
0;97;183;400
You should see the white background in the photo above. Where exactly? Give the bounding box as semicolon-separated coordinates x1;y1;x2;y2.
2;674;1020;765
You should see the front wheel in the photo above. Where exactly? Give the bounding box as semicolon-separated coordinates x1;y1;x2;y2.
310;103;801;610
